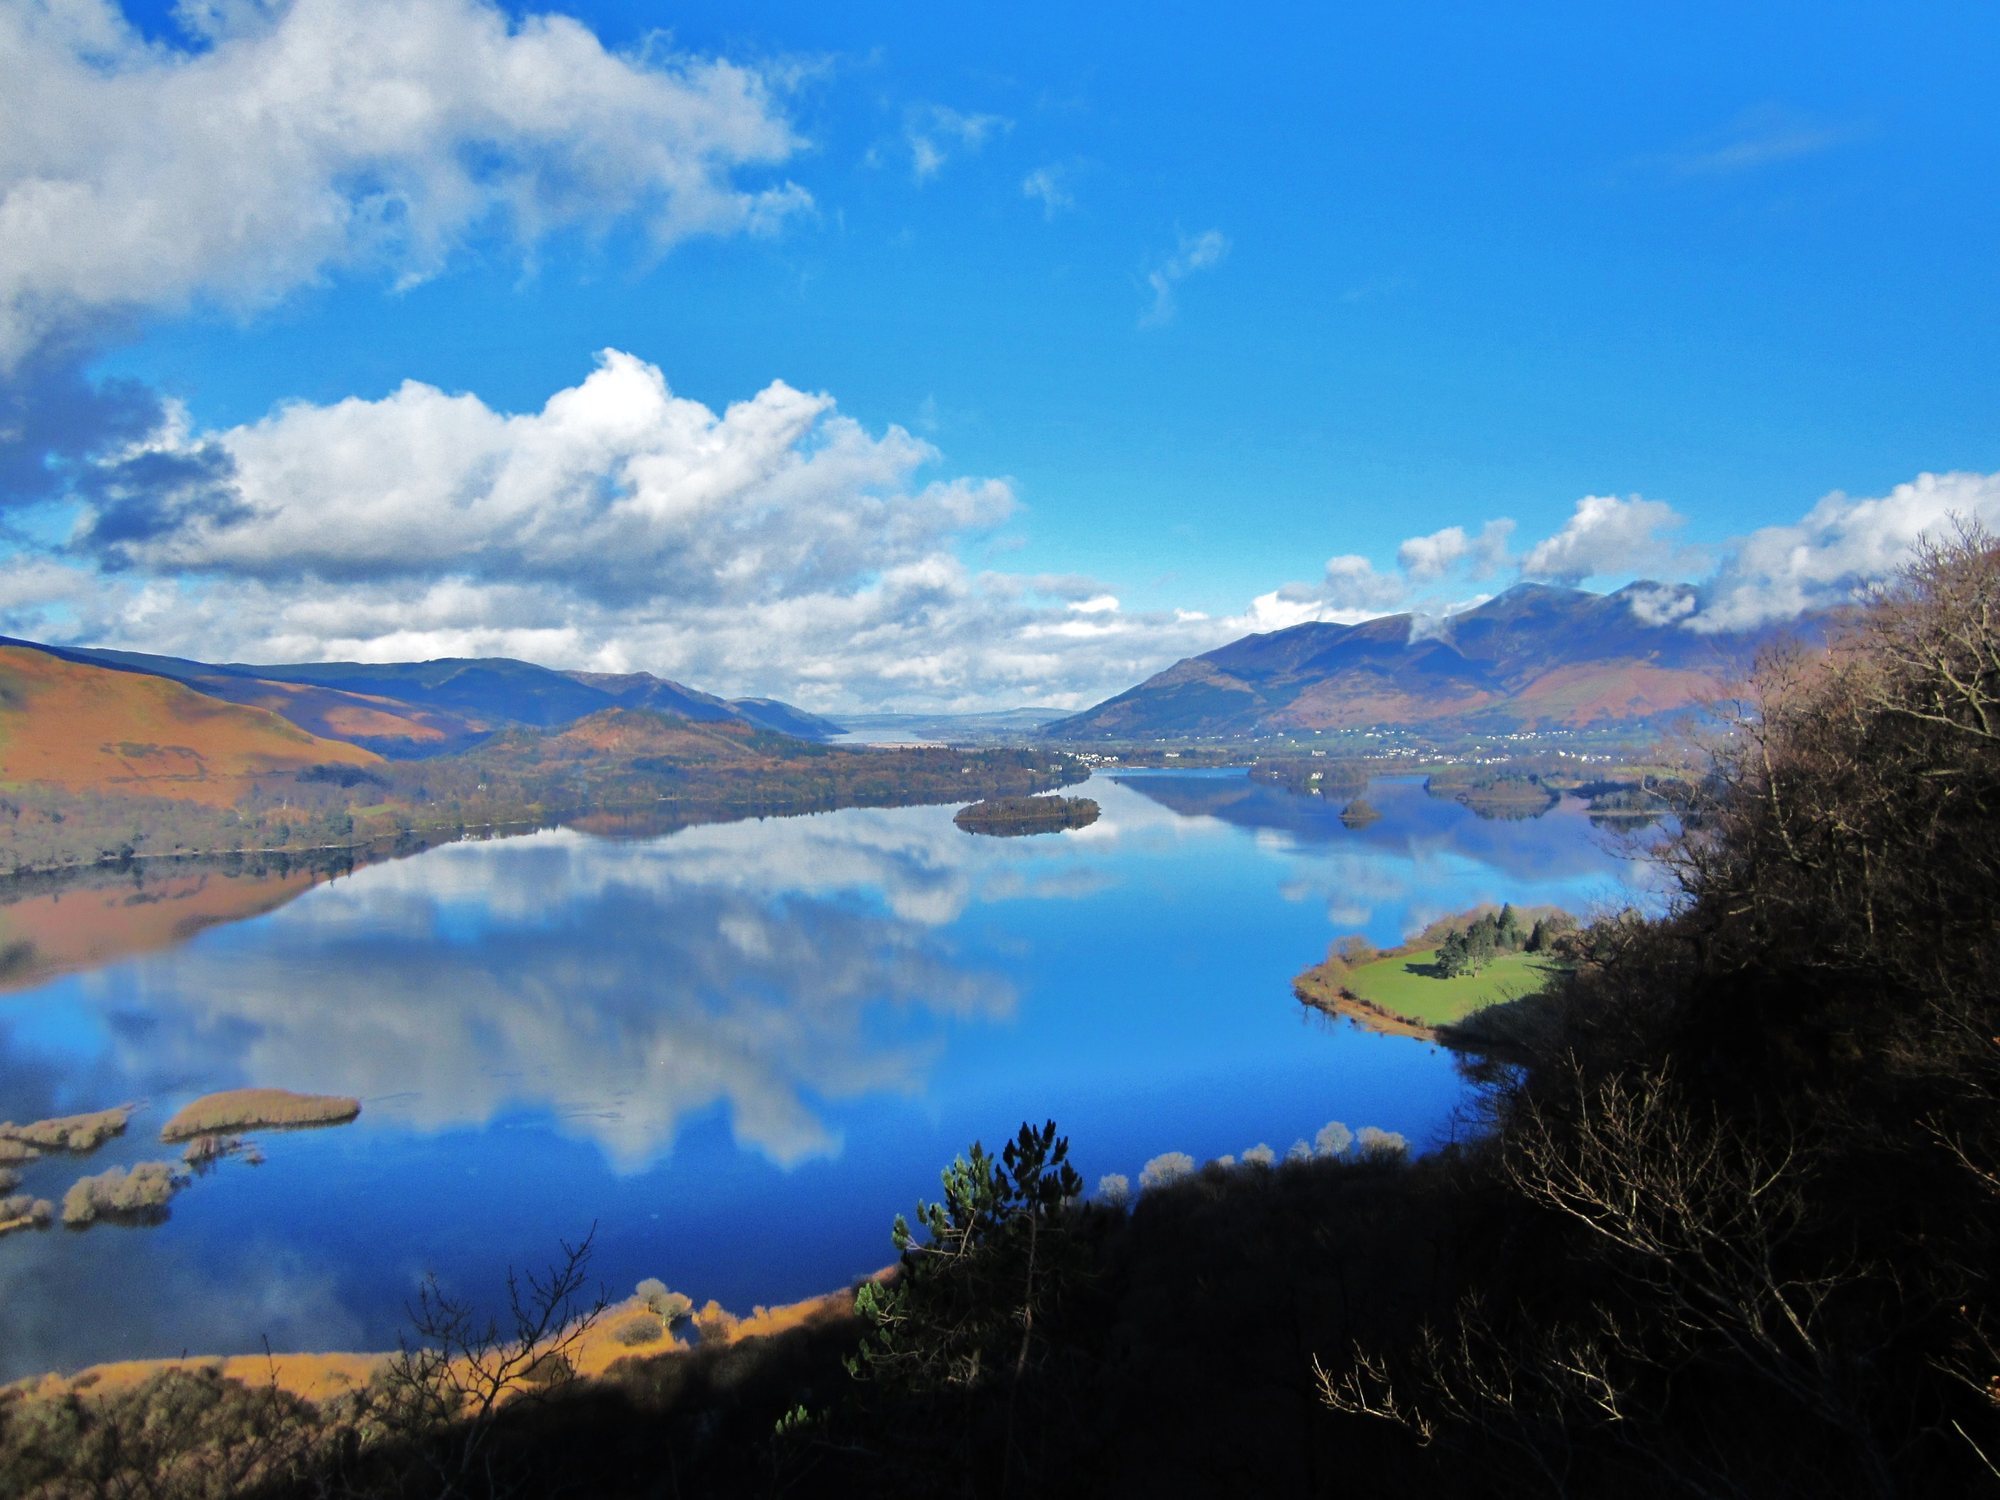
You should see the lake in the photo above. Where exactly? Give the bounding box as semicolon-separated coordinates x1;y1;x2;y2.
0;771;1656;1380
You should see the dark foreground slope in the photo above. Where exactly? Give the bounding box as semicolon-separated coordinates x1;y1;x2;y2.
1047;581;1799;739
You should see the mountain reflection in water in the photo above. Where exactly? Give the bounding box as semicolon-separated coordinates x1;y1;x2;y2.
0;772;1653;1379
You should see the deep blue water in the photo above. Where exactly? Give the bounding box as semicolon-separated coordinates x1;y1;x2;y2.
0;772;1656;1379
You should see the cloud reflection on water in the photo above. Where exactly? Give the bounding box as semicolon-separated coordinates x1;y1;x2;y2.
62;808;1121;1170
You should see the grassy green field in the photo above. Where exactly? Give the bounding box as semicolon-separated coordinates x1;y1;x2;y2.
1344;947;1560;1025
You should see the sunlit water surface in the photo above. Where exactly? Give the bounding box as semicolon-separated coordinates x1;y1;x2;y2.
0;772;1657;1379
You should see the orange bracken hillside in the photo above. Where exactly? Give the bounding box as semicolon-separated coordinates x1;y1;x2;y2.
0;646;382;806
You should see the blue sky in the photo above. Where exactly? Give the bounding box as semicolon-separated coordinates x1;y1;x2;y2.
2;0;1997;708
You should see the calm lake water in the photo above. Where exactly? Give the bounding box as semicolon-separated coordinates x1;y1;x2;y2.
0;772;1656;1380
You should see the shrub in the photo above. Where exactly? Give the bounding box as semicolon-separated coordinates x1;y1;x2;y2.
613;1314;665;1347
60;1161;185;1226
0;1194;53;1230
1353;1126;1410;1160
1138;1152;1195;1192
1314;1120;1354;1158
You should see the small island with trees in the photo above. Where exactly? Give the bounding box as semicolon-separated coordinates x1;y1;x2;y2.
1294;902;1578;1040
952;795;1100;837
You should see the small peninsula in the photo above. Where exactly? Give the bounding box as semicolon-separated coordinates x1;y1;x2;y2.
953;795;1100;837
1295;904;1575;1041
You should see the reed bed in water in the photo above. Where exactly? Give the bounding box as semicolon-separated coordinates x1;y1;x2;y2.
159;1089;360;1141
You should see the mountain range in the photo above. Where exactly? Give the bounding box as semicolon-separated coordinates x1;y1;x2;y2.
1046;582;1812;740
1;638;841;759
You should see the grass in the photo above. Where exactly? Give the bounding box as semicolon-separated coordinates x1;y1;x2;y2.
0;1106;131;1153
1342;947;1560;1027
159;1088;361;1141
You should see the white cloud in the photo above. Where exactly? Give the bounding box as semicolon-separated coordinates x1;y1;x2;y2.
1244;544;1435;632
1519;494;1689;583
5;349;1251;710
1021;164;1075;217
88;813;1030;1169
1690;469;2000;632
1397;519;1514;581
0;0;809;368
0;556;93;611
1624;582;1698;626
102;350;1008;607
1140;229;1229;327
904;103;1010;183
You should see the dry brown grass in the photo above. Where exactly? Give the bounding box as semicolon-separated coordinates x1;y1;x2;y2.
0;1105;131;1153
60;1161;184;1225
160;1089;360;1141
6;1285;865;1409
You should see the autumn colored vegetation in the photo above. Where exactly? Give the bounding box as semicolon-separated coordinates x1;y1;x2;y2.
0;682;1088;873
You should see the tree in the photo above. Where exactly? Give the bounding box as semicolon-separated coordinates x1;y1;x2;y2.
1497;903;1523;950
1436;930;1471;978
1333;933;1379;967
1466;918;1496;971
371;1228;607;1497
850;1120;1085;1400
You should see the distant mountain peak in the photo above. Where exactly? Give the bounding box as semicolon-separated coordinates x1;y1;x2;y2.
1047;578;1806;740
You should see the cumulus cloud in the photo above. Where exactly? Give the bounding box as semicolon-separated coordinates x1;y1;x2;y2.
0;0;809;370
902;103;1010;182
1234;514;1536;639
1690;470;2000;632
1624;581;1698;626
2;348;1255;709
94;350;1010;603
1519;494;1691;583
1397;519;1514;582
1140;229;1229;327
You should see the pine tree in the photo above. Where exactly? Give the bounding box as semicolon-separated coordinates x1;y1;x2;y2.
1467;919;1496;971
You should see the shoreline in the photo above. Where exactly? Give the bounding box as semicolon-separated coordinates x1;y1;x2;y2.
1293;982;1442;1042
0;764;1093;880
5;1284;866;1406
